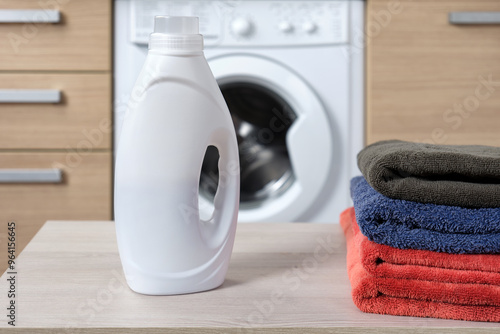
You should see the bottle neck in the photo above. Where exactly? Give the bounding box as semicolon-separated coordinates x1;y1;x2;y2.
148;50;204;56
148;33;204;55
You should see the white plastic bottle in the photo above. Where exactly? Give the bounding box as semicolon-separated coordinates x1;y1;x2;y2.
114;16;240;295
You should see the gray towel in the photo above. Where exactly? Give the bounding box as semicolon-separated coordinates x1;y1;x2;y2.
357;140;500;208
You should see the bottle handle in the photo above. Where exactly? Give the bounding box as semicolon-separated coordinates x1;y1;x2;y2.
199;129;240;250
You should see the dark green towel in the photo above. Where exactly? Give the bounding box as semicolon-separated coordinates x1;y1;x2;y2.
357;140;500;208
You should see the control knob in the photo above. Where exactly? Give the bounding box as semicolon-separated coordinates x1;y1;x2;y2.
278;21;294;33
302;21;317;34
231;17;254;37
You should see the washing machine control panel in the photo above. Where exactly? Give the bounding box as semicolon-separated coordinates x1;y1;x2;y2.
131;1;350;47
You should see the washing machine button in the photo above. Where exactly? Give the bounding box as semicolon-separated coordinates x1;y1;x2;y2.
278;21;294;33
302;21;317;34
231;17;254;37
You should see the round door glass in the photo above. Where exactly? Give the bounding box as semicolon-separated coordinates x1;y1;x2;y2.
200;82;297;208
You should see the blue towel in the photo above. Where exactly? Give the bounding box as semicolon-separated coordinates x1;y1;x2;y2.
351;176;500;254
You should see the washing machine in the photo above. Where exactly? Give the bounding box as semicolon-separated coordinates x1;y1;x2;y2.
114;0;364;223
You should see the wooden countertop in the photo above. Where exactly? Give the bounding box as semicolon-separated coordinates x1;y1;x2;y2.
1;221;499;333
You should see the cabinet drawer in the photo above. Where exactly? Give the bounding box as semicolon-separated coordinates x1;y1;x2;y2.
0;73;111;149
0;152;112;273
367;0;500;146
0;0;111;71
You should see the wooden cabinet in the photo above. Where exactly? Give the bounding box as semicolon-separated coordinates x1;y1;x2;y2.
0;0;111;71
0;73;111;149
366;0;500;146
0;0;112;274
0;152;112;249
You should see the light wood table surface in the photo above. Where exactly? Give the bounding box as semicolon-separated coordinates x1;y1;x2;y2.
1;221;499;333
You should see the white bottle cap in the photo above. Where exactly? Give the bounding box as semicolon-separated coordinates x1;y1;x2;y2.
149;16;203;53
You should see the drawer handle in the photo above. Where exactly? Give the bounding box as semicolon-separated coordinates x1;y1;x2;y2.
0;89;61;104
449;12;500;25
0;9;60;23
0;169;62;183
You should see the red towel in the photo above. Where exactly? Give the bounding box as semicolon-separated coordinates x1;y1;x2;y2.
341;207;500;322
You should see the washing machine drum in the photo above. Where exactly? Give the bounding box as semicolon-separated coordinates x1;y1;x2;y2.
200;82;297;208
199;55;334;222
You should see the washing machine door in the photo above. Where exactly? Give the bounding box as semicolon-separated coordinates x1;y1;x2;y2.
200;55;334;222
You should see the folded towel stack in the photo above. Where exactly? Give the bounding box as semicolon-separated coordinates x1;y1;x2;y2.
342;140;500;322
